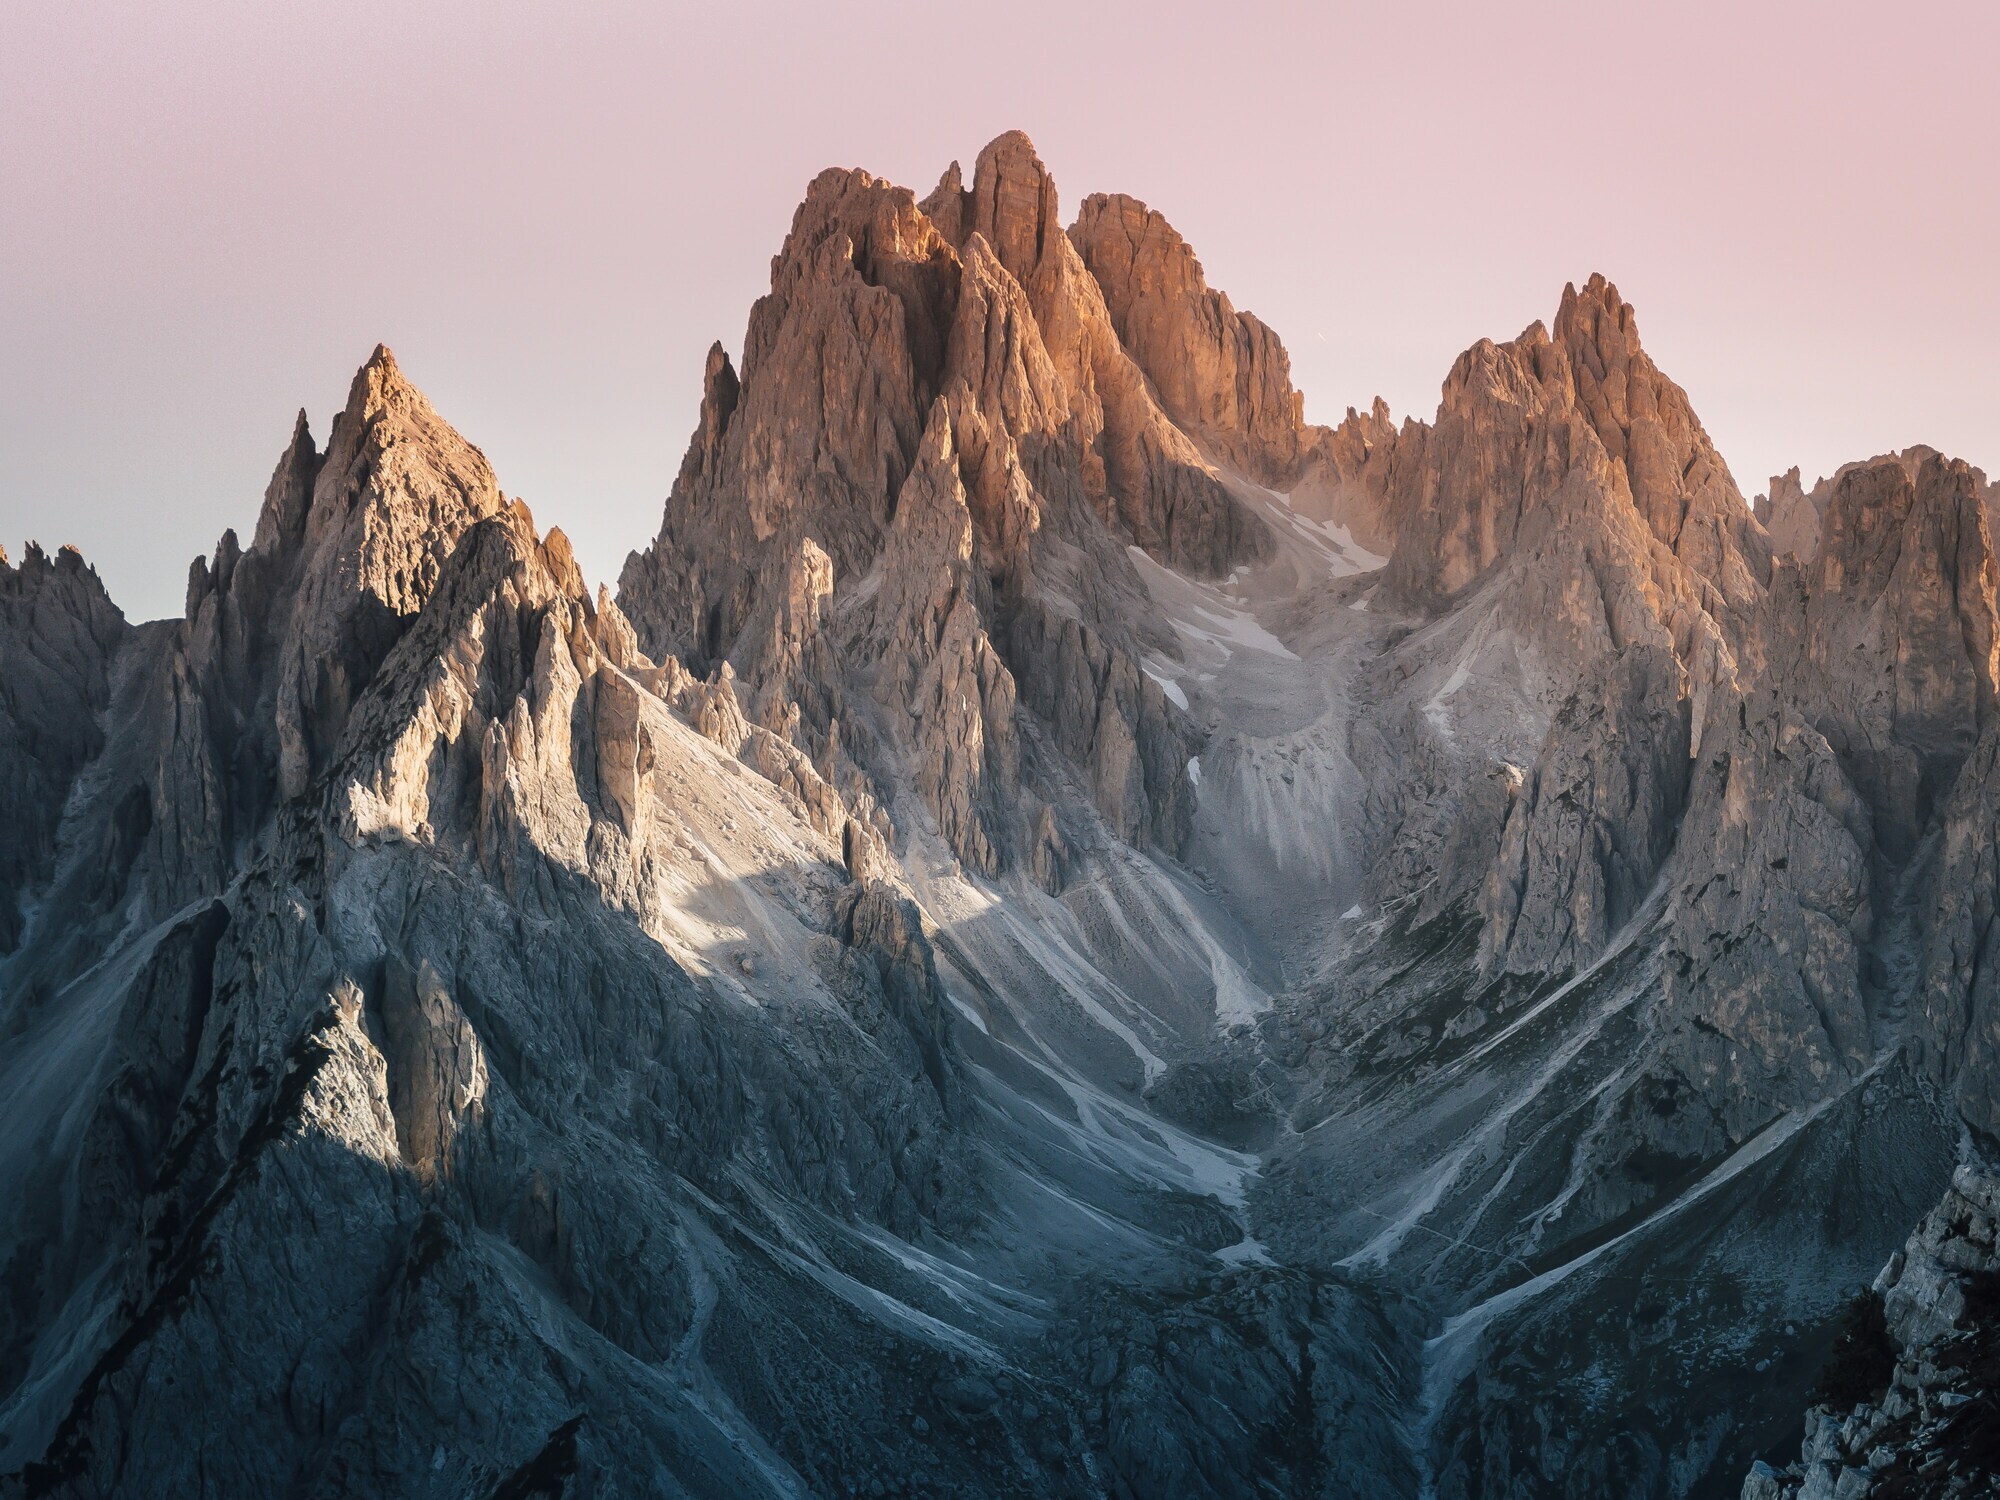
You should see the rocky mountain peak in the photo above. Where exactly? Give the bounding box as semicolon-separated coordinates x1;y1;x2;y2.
0;540;124;652
676;340;739;491
916;158;967;242
1071;189;1308;488
1776;451;2000;855
272;346;508;797
1757;464;1819;560
1814;451;1997;622
246;407;322;549
1286;395;1422;553
317;343;497;520
965;129;1061;287
618;129;1277;875
1551;273;1768;597
1551;269;1623;334
6;540;91;580
1755;448;1999;574
947;131;1268;576
1381;275;1768;618
674;163;955;595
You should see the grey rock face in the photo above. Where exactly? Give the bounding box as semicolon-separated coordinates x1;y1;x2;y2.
1661;683;1876;1128
1756;448;1999;576
0;315;1406;1499
951;133;1268;578
0;543;127;952
844;405;1020;875
379;956;490;1183
1480;644;1692;978
1757;466;1823;562
1290;397;1426;556
1915;719;2000;1140
1071;190;1308;489
274;347;508;801
1765;452;1999;861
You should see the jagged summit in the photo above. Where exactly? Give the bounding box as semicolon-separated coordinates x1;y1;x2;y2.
1072;188;1307;490
2;540;99;575
269;343;506;796
616;129;1288;871
1378;271;1769;611
1753;445;1998;570
963;130;1060;282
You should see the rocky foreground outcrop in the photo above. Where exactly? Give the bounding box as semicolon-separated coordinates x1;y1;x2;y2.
3;128;1998;1500
1743;1165;2000;1499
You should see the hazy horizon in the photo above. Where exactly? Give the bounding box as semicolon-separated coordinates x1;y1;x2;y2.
5;0;1995;621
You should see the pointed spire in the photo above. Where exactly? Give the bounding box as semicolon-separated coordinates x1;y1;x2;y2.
699;341;739;448
919;159;969;243
273;344;506;799
250;407;322;556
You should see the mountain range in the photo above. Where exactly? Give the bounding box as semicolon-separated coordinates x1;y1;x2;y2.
3;129;1996;1499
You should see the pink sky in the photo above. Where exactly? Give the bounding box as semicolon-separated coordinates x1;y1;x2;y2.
3;0;1994;620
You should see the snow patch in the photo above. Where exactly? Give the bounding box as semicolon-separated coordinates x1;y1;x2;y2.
1214;1234;1274;1267
1168;604;1299;662
1126;546;1300;662
1223;474;1388;579
1142;662;1189;710
1210;948;1272;1030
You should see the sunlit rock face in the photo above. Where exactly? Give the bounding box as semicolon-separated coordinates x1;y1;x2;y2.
2;130;1995;1500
